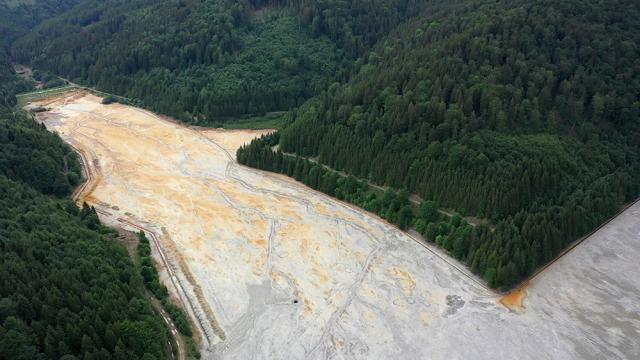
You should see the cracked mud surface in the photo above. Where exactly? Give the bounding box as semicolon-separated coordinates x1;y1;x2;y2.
36;92;640;359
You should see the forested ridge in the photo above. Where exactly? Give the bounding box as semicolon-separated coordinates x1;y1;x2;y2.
1;0;88;106
0;108;175;359
239;0;640;289
0;0;84;40
1;19;173;354
12;0;425;123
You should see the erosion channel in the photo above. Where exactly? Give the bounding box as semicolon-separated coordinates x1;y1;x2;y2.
32;91;640;360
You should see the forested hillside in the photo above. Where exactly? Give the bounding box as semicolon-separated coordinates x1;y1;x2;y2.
1;0;90;108
239;0;640;289
0;54;16;110
0;61;170;358
0;0;84;40
12;0;424;123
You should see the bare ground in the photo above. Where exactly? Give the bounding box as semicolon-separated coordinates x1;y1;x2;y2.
33;92;640;360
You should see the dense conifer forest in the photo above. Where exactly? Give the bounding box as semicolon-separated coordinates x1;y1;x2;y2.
11;0;424;123
1;7;173;353
0;111;172;359
1;1;85;103
238;0;640;289
0;0;84;40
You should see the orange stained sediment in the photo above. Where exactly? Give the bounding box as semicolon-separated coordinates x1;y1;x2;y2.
499;283;529;311
32;91;501;358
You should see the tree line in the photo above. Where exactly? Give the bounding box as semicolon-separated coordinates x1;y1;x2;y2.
0;4;196;358
136;231;194;338
1;67;173;358
240;0;640;289
11;0;428;123
239;133;635;289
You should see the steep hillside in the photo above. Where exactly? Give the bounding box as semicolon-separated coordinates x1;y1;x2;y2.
0;0;84;40
1;4;175;351
1;0;91;107
239;0;640;289
12;0;425;123
0;106;170;359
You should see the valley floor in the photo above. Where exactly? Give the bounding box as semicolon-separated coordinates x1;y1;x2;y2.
33;91;640;359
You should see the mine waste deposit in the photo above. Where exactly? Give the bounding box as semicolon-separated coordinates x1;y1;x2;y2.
30;91;640;360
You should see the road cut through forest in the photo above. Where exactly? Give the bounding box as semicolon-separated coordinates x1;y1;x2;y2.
32;91;640;360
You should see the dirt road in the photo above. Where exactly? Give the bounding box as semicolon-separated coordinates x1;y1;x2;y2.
280;151;487;226
148;292;186;360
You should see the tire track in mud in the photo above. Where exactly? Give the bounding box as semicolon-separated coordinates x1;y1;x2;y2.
224;146;491;294
225;144;493;294
169;120;372;239
171;151;299;354
67;105;269;350
174;161;358;358
179;127;418;355
134;109;492;296
306;243;385;358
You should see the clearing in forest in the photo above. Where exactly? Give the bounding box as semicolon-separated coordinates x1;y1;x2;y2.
33;91;640;360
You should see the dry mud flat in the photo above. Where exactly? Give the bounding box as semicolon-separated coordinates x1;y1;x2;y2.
35;92;640;360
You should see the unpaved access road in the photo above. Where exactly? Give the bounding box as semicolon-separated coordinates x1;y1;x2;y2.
34;92;640;359
148;291;185;360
